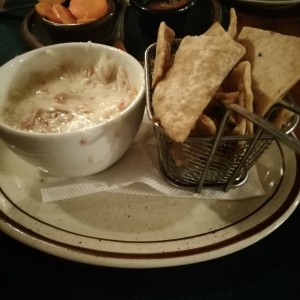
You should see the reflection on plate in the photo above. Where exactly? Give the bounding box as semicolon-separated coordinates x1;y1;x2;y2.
0;140;299;268
21;0;229;61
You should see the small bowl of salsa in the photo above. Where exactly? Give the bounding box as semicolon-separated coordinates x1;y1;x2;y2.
129;0;197;37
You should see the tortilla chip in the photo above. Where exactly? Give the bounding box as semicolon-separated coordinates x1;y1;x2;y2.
238;27;300;117
227;8;238;40
209;91;241;135
170;142;187;167
222;61;254;135
212;91;240;106
204;21;226;37
190;114;217;136
272;108;295;129
152;25;246;142
151;22;175;89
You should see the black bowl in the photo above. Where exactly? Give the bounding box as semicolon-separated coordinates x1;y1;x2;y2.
129;0;197;37
37;0;117;44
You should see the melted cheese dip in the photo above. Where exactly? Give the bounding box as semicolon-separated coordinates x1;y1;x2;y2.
1;61;137;133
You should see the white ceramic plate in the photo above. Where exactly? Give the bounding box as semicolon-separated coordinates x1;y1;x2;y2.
0;140;299;268
226;0;300;9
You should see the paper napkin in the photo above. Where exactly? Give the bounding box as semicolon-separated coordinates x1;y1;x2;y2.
40;114;265;203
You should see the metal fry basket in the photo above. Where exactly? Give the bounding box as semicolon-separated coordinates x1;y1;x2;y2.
144;40;300;193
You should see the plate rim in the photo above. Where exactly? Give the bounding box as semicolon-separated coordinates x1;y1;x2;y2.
1;142;299;268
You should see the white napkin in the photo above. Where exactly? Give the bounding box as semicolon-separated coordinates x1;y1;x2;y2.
40;114;265;203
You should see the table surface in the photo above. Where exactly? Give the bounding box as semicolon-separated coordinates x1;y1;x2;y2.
1;1;300;299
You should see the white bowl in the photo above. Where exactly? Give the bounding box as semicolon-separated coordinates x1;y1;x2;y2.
0;43;145;177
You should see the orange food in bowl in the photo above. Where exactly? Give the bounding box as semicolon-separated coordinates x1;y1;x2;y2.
35;0;109;24
76;17;98;24
52;4;77;24
69;0;109;20
35;2;61;23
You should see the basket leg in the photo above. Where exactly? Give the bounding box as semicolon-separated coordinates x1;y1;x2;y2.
196;110;232;193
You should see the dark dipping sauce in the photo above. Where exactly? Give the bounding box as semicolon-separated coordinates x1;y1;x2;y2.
146;0;189;10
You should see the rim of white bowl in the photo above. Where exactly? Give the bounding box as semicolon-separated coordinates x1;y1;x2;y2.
0;42;145;137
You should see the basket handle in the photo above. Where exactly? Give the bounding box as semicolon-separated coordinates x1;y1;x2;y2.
196;99;300;192
228;100;300;154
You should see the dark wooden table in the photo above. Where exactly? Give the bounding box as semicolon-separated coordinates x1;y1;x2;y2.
1;1;300;299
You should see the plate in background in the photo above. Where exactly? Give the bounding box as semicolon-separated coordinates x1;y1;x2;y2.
223;0;300;9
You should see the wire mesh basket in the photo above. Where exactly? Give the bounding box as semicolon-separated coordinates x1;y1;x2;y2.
144;40;300;193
